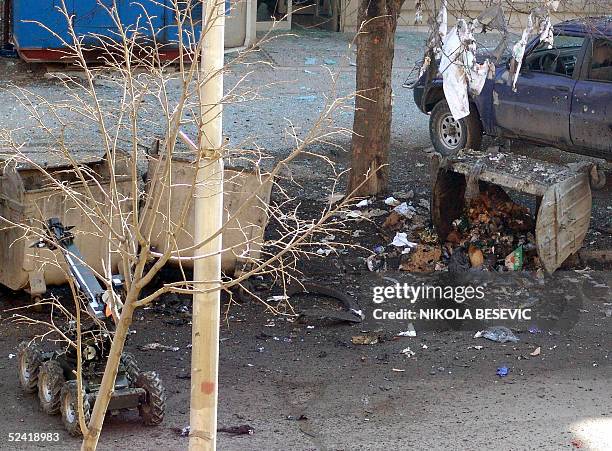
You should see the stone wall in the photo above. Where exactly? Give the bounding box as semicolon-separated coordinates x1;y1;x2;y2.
339;0;610;32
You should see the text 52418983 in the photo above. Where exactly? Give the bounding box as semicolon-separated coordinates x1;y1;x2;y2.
8;432;60;442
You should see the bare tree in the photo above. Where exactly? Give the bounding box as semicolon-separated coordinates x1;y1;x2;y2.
348;0;406;197
1;1;368;450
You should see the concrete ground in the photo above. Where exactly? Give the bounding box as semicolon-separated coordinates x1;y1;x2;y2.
0;29;610;450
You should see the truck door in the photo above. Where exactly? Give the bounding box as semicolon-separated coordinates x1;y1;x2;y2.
493;35;585;147
570;38;612;158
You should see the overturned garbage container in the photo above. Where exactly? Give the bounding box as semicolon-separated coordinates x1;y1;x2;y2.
431;149;596;273
142;150;273;276
0;149;131;296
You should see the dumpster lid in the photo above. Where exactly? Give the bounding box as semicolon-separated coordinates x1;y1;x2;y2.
0;145;110;171
442;149;592;197
154;141;266;173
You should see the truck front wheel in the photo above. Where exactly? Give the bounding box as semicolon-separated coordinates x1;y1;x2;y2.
429;101;483;156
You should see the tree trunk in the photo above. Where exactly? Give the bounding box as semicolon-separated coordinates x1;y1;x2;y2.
81;301;135;451
348;0;405;197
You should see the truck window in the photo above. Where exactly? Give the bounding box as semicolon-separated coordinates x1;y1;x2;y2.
588;39;612;82
524;35;584;77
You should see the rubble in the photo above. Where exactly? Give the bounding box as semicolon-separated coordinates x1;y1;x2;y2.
218;424;255;435
400;245;442;272
140;343;180;352
400;347;415;357
478;326;519;343
496;366;509;377
397;324;417;337
352;335;379;345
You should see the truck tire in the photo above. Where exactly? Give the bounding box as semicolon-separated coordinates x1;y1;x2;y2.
430;100;483;156
17;341;43;393
38;360;65;415
120;352;140;384
136;371;166;426
60;381;90;437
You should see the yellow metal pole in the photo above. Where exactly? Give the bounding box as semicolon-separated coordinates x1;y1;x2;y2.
190;0;225;449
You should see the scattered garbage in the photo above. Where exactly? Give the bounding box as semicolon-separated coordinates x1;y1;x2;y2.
530;347;541;357
393;202;416;218
266;295;289;303
352;335;379;345
400;244;442;272
571;439;583;449
286;414;308;421
391;232;418;248
356;199;371;208
393;190;414;200
141;343;180;352
477;326;519;343
400;347;415;357
391;368;405;372
316;248;333;256
8;353;15;359
528;325;542;334
218;424;255;435
505;246;524;271
468;244;484;268
366;254;386;272
397;323;417;337
384;196;401;206
418;199;430;210
496;366;509;377
438;185;540;272
285;282;364;323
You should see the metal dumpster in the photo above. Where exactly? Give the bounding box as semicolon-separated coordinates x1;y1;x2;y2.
0;148;131;296
9;0;252;62
142;152;272;276
431;149;595;273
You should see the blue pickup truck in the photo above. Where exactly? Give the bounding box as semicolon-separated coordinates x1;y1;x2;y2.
413;17;612;161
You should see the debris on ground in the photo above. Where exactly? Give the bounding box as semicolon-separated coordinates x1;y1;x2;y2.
400;347;415;357
571;439;583;448
352;335;379;345
394;190;414;199
353;178;556;275
476;326;519;343
285;282;364;323
384;196;401;206
391;232;417;249
218;424;255;435
140;343;180;352
286;414;308;421
393;202;417;219
505;246;524;271
400;244;442;272
397;323;417;337
496;366;509;377
528;325;542;334
530;347;541;357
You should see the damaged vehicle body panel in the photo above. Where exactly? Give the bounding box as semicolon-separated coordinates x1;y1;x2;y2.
413;17;612;160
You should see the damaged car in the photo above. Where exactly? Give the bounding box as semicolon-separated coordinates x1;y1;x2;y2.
413;16;612;161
